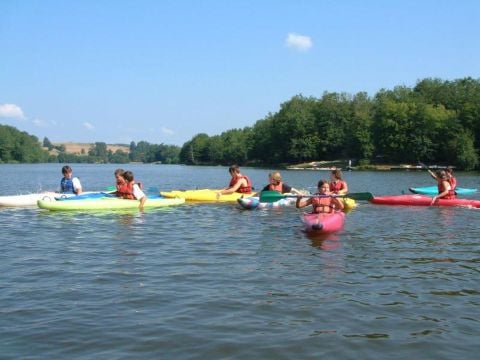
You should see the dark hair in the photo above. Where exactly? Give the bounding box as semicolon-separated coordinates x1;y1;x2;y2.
123;170;134;182
114;168;125;176
317;179;329;188
228;165;240;174
61;165;72;175
331;169;343;180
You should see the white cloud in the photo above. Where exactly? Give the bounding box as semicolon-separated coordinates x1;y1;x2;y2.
285;33;313;52
33;118;49;127
83;121;95;130
161;126;174;135
0;103;25;119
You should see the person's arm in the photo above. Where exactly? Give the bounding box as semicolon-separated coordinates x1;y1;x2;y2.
428;169;438;180
431;181;450;204
332;197;344;211
219;178;246;195
296;195;311;209
133;184;147;209
73;177;83;195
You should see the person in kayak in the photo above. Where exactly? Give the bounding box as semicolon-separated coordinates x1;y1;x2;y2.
116;170;147;209
261;171;301;194
296;179;344;213
60;165;82;195
427;166;457;192
329;168;348;195
217;165;252;198
431;170;456;205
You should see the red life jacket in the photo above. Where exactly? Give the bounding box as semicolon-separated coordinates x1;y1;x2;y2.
117;181;135;199
311;196;334;213
268;182;283;192
229;175;252;193
449;176;457;190
330;180;346;194
438;181;456;199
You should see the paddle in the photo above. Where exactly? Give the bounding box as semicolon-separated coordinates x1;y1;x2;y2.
259;190;373;203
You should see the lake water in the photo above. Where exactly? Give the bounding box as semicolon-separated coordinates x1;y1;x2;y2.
1;164;479;359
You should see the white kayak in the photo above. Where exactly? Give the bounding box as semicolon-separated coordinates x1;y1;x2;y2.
0;191;106;207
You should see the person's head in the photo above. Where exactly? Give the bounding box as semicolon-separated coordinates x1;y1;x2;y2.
436;170;447;180
113;169;125;180
331;169;343;180
446;167;453;175
62;165;73;178
269;171;282;184
228;165;240;176
317;179;330;194
123;170;134;182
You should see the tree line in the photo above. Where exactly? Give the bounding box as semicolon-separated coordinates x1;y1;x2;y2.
0;127;181;164
1;77;479;169
179;77;480;170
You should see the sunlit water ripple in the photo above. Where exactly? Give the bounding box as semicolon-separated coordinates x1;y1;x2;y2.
1;164;479;359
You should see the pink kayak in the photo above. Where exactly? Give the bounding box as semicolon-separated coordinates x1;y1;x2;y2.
301;211;346;233
370;194;480;208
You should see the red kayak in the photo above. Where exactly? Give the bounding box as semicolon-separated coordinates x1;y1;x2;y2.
370;194;480;208
301;211;346;233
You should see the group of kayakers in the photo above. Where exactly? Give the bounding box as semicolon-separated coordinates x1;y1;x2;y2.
217;164;350;214
60;165;147;209
59;162;459;212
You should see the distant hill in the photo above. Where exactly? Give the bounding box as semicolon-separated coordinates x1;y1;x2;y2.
52;142;130;155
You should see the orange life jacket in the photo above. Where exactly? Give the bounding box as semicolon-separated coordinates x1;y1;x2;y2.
438;181;456;199
268;182;283;192
311;196;334;213
229;175;252;193
330;180;346;194
117;181;135;199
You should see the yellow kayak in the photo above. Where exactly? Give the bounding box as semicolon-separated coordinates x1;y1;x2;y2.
160;189;256;203
341;197;356;212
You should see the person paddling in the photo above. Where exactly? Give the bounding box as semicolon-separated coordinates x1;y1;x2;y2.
329;168;348;195
116;170;147;209
296;180;344;213
431;170;456;205
60;165;82;195
262;171;301;194
216;165;252;198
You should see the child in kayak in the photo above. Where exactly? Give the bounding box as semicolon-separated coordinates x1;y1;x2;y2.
60;165;82;195
329;168;348;195
116;170;147;209
261;171;301;194
431;170;456;205
217;165;252;198
296;180;344;213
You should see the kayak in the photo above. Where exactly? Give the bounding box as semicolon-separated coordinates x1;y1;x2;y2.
238;196;356;211
409;186;477;196
301;211;346;233
237;196;296;209
37;195;185;211
341;197;356;212
160;189;255;203
0;191;105;207
370;194;480;208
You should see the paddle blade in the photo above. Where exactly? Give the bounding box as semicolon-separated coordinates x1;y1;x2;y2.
259;191;287;203
346;192;374;201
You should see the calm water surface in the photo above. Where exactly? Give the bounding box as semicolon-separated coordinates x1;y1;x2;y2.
1;164;479;359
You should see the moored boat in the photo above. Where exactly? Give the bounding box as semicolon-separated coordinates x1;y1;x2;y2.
301;211;346;233
370;194;480;208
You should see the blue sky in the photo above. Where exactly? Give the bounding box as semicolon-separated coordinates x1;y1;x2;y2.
1;0;479;146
